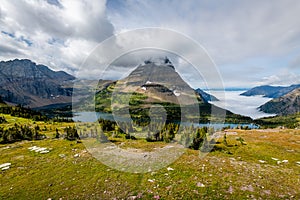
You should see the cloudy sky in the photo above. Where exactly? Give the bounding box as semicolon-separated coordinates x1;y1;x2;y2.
0;0;300;88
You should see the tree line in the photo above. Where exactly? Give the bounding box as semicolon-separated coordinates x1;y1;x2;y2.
0;123;45;143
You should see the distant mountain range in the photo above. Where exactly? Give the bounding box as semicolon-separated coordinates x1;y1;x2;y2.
259;88;300;115
0;58;253;122
240;84;300;98
0;59;74;108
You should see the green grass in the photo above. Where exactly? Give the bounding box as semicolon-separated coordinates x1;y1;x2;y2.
0;115;300;199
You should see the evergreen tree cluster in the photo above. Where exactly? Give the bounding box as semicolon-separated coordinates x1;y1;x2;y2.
0;116;6;124
64;126;79;141
0;123;45;143
97;118;215;151
0;105;48;121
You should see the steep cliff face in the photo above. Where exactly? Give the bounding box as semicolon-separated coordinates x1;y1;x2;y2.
259;88;300;115
0;59;74;107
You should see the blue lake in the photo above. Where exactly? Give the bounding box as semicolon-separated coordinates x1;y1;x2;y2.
73;112;259;129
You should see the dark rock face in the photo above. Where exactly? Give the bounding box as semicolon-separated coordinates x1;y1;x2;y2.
0;59;74;107
259;88;300;115
241;84;300;98
195;88;219;102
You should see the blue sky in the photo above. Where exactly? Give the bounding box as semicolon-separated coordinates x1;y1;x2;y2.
0;0;300;88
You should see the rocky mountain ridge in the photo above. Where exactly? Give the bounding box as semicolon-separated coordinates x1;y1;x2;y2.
259;88;300;115
0;59;74;107
241;84;300;98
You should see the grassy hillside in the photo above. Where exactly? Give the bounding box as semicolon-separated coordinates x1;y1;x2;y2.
255;113;300;128
0;114;299;199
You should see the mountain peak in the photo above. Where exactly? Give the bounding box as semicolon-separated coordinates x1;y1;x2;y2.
143;57;175;69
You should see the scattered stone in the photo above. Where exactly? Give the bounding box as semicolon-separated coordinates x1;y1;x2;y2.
196;182;205;187
271;157;279;161
258;160;267;163
74;154;80;158
167;167;174;171
28;146;50;154
286;149;294;152
40;150;50;154
281;160;288;163
296;161;300;165
59;154;66;158
1;166;10;170
148;179;155;183
277;161;281;165
0;163;11;171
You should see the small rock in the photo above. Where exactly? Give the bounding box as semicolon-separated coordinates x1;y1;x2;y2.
59;154;66;158
1;166;10;171
197;182;205;187
167;167;174;171
40;150;50;154
286;149;294;152
148;179;155;183
296;161;300;165
281;160;288;163
28;146;50;153
258;160;266;163
35;147;47;152
271;157;279;161
74;154;79;158
0;163;11;170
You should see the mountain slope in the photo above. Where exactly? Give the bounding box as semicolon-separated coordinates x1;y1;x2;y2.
240;84;300;98
0;59;74;107
195;88;219;102
259;88;300;115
